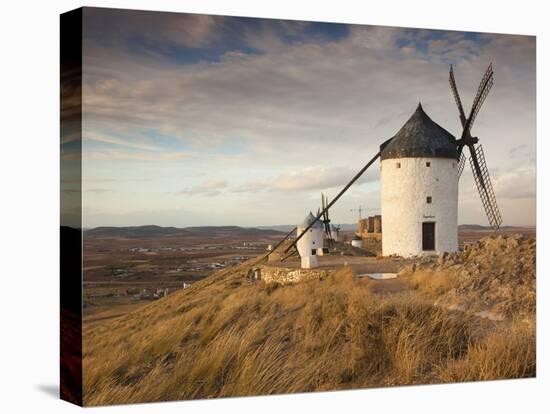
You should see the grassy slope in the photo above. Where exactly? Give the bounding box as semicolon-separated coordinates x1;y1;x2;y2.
83;247;535;406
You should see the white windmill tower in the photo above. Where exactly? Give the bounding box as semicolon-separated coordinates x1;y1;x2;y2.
296;211;325;268
380;103;460;256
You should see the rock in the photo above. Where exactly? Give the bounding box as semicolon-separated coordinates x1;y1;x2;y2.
437;252;448;265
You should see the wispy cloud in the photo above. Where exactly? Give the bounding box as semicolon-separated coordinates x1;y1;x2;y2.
85;131;162;151
180;180;228;196
85;188;111;194
83;149;196;161
232;166;377;193
494;166;536;200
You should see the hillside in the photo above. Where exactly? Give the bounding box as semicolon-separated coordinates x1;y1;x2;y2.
85;225;284;239
82;234;535;406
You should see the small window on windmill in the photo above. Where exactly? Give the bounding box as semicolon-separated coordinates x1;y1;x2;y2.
396;162;401;169
426;161;431;167
452;162;456;168
427;196;432;204
311;249;316;255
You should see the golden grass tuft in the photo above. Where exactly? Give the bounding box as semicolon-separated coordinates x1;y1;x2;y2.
438;318;536;382
406;269;459;297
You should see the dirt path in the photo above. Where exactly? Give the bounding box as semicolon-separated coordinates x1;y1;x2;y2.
266;255;414;272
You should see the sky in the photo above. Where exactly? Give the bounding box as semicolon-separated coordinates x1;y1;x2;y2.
70;7;536;228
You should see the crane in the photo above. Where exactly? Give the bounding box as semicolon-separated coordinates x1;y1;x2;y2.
350;205;365;220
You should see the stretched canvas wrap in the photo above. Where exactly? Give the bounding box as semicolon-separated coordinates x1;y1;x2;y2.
60;7;536;407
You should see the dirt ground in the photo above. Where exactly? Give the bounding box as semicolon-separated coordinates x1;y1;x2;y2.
267;254;413;272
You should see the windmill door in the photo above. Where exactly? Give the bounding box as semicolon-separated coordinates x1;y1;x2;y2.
422;222;435;251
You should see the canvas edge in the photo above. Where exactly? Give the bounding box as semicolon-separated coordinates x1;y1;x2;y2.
60;7;84;407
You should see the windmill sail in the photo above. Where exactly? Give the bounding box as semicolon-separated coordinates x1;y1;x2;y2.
449;63;502;230
457;152;466;178
321;193;333;247
466;64;493;133
449;65;466;126
469;144;502;230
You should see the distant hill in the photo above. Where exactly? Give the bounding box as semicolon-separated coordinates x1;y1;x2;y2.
85;225;284;239
458;224;535;231
458;224;491;230
86;225;182;238
183;226;284;237
259;223;536;233
85;223;534;239
257;223;358;232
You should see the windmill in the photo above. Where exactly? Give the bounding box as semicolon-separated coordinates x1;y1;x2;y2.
263;64;502;265
449;63;502;230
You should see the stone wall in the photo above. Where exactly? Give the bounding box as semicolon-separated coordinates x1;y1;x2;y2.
257;265;334;285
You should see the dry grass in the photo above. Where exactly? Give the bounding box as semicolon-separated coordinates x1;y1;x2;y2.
438;318;535;382
83;265;535;406
406;269;459;297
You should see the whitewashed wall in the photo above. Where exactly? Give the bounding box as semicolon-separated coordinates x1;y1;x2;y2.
296;226;324;257
380;157;458;257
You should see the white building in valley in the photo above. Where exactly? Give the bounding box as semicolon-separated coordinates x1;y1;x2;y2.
351;235;363;248
380;103;459;257
296;212;325;268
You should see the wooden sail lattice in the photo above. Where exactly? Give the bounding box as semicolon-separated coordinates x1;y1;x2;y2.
469;144;502;230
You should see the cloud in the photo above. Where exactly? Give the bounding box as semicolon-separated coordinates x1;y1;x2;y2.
232;166;377;193
85;188;111;194
81;23;535;167
84;8;221;50
83;149;196;161
494;166;536;200
180;180;228;196
85;131;162;151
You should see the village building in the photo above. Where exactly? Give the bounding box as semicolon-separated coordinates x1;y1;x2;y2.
351;235;363;248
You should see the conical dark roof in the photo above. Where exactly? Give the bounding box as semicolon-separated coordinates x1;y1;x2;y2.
301;212;324;229
380;103;457;160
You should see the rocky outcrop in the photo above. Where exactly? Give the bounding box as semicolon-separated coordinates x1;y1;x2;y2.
402;234;536;319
